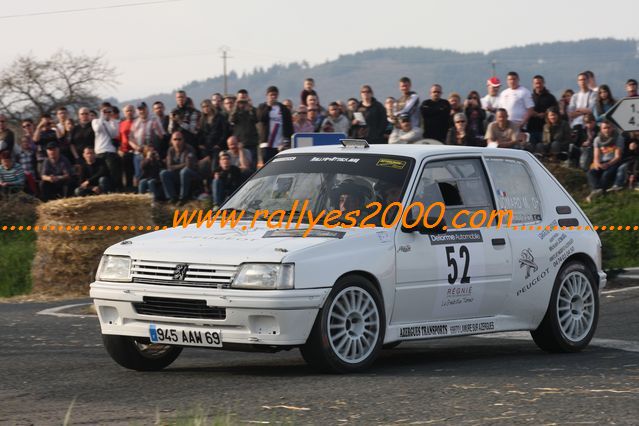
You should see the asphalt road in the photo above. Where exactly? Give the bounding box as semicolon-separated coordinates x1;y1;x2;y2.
2;286;639;425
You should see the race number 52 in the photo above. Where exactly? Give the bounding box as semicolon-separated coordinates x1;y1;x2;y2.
446;245;471;284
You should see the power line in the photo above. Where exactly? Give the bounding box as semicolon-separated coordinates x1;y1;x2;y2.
0;0;182;20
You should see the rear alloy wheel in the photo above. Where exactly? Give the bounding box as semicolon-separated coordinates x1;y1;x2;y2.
301;275;384;373
103;334;183;371
531;261;599;352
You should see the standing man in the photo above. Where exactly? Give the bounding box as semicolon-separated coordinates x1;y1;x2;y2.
119;104;136;190
152;101;170;159
69;107;96;163
497;71;534;129
256;86;293;167
131;102;165;187
625;79;638;98
568;72;597;128
168;90;200;149
231;90;258;167
92;103;121;191
420;84;451;142
0;114;15;155
528;75;558;146
482;77;501;122
393;77;420;129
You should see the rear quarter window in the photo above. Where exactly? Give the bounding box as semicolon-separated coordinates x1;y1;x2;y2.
484;157;542;224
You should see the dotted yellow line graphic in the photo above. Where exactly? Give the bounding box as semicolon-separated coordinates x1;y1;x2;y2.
1;225;638;232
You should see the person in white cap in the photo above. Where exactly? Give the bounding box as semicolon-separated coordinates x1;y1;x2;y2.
481;76;501;124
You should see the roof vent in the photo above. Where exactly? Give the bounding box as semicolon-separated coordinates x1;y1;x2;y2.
340;139;370;148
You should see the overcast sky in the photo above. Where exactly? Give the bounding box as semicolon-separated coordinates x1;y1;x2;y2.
1;0;636;100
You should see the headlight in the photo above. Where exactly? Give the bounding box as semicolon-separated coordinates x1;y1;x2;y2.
231;263;294;290
97;255;131;282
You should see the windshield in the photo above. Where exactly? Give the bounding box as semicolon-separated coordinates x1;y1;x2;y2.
223;153;415;226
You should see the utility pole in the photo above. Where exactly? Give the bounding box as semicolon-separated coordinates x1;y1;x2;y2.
219;46;231;96
491;59;497;77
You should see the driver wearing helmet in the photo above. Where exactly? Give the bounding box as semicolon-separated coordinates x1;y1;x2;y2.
330;178;374;214
374;180;403;205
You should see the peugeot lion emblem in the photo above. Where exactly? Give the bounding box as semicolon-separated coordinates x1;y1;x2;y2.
519;249;538;279
173;264;189;281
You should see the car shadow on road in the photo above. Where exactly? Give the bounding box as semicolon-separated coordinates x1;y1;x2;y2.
157;338;628;378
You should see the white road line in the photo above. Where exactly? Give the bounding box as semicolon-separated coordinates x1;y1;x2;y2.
37;303;95;318
475;332;639;353
602;285;639;295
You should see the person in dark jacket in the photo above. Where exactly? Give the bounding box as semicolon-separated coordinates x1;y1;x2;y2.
212;152;242;207
352;85;387;144
75;147;109;196
256;86;293;167
420;84;451;142
528;75;558;146
231;90;259;167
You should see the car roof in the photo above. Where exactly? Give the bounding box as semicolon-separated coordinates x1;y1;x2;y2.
282;144;535;162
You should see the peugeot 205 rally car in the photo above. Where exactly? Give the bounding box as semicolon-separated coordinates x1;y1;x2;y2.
91;141;605;373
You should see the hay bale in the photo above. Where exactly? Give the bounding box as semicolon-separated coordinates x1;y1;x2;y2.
0;193;40;226
31;194;154;297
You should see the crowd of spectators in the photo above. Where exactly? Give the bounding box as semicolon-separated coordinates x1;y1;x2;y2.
0;72;637;205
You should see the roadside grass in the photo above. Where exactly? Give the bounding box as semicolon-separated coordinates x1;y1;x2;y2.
579;191;639;269
61;401;298;425
0;232;36;297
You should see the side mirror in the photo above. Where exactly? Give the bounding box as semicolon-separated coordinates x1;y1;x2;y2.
401;215;447;235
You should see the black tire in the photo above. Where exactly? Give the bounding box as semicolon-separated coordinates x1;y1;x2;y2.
102;334;183;371
300;275;385;373
531;261;599;353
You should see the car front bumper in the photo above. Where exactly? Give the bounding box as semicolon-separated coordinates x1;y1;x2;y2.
90;281;330;346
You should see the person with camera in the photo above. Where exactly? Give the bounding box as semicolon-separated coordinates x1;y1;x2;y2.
92;102;122;191
256;86;293;167
33;114;62;176
168;90;200;150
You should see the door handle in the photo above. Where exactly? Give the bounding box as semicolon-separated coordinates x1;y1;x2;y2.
492;238;506;246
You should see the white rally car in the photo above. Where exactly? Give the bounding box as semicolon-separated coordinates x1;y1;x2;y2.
91;141;606;373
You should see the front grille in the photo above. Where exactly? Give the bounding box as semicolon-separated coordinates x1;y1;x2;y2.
133;296;226;320
131;259;236;288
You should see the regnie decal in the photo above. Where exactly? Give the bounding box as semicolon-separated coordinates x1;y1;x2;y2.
519;248;538;279
271;156;296;162
429;230;483;245
310;157;360;163
263;229;345;239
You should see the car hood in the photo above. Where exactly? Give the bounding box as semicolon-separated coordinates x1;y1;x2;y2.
104;222;393;265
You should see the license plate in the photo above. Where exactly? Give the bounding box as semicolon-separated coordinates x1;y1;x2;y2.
149;324;222;348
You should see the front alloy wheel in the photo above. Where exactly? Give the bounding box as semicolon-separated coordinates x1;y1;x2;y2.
301;275;384;373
